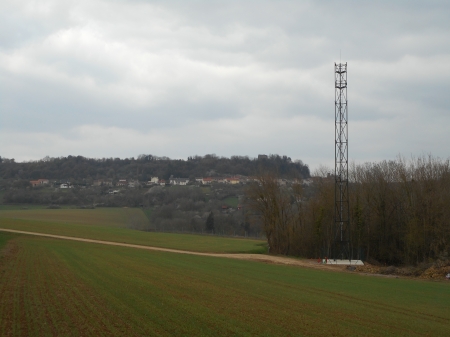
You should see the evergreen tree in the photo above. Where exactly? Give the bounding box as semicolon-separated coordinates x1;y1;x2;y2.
205;211;214;232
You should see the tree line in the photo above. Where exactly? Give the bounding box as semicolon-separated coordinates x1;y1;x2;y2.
246;155;450;265
0;154;309;183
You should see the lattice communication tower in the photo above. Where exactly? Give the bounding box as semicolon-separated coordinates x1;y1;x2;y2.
334;62;350;260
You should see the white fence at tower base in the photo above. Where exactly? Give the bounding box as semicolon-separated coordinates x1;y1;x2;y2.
323;259;364;265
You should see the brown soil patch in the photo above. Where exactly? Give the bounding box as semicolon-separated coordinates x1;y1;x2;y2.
356;262;450;280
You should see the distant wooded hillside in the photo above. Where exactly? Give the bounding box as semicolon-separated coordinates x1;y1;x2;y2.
0;154;309;182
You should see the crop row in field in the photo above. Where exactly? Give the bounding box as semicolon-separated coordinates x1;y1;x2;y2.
1;233;449;336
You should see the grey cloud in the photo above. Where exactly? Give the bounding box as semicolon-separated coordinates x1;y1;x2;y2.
1;0;449;170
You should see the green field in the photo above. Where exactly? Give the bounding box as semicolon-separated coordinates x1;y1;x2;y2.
142;208;153;221
0;208;148;227
0;233;449;336
0;205;49;211
0;208;266;253
223;196;239;208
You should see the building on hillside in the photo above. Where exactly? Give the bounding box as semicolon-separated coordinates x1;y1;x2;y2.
201;177;213;185
170;178;189;186
226;177;240;184
239;176;249;184
30;179;49;187
93;179;113;186
116;179;127;187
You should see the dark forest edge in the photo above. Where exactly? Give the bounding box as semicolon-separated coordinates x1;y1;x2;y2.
245;155;450;268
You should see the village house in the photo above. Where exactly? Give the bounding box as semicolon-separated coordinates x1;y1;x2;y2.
145;177;158;185
116;179;127;187
170;178;189;186
30;179;49;187
93;179;113;186
201;177;214;185
30;180;39;187
226;177;240;184
239;176;249;184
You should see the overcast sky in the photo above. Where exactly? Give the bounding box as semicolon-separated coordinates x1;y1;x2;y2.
1;0;449;170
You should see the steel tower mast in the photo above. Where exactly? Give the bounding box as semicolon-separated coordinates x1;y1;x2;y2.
334;62;350;260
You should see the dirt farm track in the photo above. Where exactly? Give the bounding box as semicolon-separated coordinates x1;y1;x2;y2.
0;228;343;272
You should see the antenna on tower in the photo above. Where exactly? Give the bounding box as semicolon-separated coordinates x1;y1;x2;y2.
333;62;350;261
